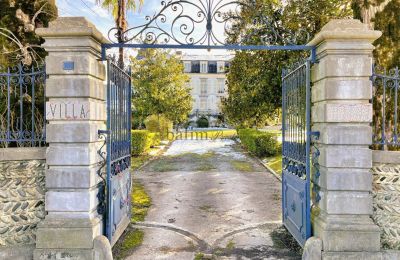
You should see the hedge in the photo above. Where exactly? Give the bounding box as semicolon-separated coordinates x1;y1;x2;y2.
148;132;161;147
238;129;280;157
131;130;152;156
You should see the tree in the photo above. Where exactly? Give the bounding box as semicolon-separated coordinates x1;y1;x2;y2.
0;0;57;67
96;0;144;64
131;49;192;128
222;0;353;128
352;0;400;68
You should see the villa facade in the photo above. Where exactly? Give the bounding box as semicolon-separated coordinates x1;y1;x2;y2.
181;54;233;127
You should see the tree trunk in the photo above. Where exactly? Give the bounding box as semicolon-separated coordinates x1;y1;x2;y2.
117;0;127;66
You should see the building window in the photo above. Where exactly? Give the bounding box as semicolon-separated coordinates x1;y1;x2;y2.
200;78;207;95
184;62;191;73
200;97;207;110
217;61;225;73
200;61;208;73
208;61;217;73
217;79;225;94
191;61;200;73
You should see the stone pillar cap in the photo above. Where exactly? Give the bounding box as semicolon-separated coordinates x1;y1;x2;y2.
36;17;109;44
308;19;382;46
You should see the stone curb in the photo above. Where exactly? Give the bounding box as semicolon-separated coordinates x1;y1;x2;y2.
257;157;282;182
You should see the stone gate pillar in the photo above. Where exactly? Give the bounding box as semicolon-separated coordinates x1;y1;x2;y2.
34;17;112;259
307;20;382;259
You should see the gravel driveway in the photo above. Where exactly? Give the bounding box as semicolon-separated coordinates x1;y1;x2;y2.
127;139;301;260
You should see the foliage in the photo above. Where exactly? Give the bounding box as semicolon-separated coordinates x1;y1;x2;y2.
238;129;280;157
96;0;143;63
131;130;152;156
371;0;400;68
282;0;353;37
131;49;192;127
196;117;209;128
144;114;173;141
0;0;57;67
223;0;353;128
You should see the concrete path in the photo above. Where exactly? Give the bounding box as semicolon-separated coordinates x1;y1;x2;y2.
128;140;301;260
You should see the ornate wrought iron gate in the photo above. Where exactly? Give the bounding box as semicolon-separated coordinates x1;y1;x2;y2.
101;59;132;244
99;0;318;248
281;60;312;246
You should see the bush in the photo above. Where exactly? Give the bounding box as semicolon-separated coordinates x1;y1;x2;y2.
145;115;173;140
148;132;161;147
238;129;280;157
197;117;209;128
131;130;152;156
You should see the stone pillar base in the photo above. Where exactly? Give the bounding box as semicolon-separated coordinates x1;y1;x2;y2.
33;217;109;260
313;213;381;252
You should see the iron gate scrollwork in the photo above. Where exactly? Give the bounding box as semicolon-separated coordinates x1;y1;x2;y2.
101;58;132;245
281;59;312;247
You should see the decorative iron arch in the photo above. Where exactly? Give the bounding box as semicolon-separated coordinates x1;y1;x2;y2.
101;0;316;59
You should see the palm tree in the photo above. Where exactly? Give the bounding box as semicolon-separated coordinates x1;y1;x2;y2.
96;0;144;64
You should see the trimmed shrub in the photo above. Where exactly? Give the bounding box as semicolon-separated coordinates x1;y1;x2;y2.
145;115;173;140
238;129;280;157
197;117;209;128
148;132;161;147
131;130;152;156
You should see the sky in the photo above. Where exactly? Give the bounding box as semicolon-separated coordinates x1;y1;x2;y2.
55;0;231;56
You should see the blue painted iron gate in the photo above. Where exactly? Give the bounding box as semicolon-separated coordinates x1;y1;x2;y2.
281;60;312;247
102;59;132;245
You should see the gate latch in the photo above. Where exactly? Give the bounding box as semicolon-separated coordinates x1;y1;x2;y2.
98;129;111;136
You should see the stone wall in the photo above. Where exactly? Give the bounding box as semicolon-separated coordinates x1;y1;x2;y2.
372;150;400;249
0;148;46;260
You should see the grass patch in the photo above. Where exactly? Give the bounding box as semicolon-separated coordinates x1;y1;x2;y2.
231;160;254;172
194;253;205;260
226;239;235;250
150;161;179;172
266;155;282;175
113;228;144;259
131;155;150;171
198;205;215;213
195;162;216;171
148;152;217;172
131;182;151;223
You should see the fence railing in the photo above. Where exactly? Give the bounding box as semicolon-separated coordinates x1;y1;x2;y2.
0;63;46;147
371;65;400;149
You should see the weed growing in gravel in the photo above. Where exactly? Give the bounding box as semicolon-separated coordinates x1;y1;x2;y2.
194;252;205;260
226;239;235;250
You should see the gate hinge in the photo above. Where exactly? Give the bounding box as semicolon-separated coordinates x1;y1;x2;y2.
310;131;320;141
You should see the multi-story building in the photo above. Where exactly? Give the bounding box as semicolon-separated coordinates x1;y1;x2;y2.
181;54;233;127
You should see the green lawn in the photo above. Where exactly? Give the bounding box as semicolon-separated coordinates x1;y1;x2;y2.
265;155;282;175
